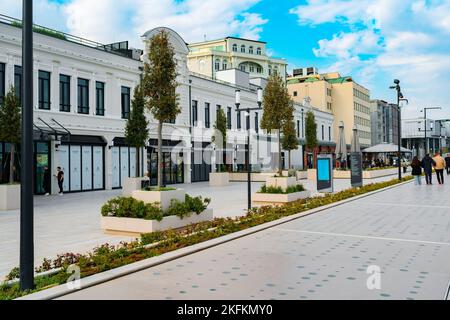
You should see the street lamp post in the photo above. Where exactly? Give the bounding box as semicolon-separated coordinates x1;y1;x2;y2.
20;0;34;291
235;88;263;210
301;108;305;170
389;79;407;180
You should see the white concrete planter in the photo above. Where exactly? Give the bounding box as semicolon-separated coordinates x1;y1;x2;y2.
266;176;297;190
363;168;398;179
0;184;20;211
229;172;274;182
101;208;214;235
209;172;230;187
307;169;317;181
131;189;185;211
253;190;311;206
296;171;308;180
122;177;149;196
333;170;351;179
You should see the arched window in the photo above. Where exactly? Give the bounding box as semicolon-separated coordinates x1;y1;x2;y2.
215;59;220;71
222;59;228;70
232;44;237;52
257;66;263;74
249;65;255;73
240;64;246;72
249;46;254;54
268;65;272;75
256;47;262;55
241;45;246;53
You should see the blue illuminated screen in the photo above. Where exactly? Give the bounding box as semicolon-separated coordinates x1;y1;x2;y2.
317;159;330;181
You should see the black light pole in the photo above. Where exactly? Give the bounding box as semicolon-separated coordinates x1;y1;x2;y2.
389;79;407;180
20;0;34;291
235;88;263;210
301;108;305;170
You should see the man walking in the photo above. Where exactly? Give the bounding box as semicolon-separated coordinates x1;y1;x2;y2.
43;166;50;196
445;153;450;175
54;166;64;195
421;154;435;185
433;152;446;185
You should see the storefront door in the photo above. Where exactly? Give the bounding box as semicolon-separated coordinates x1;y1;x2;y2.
34;141;50;195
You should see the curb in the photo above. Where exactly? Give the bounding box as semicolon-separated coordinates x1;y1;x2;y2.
17;179;413;300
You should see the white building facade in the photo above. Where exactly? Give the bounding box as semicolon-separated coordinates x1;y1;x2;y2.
0;20;334;194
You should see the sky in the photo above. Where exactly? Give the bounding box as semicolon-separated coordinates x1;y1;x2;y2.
1;0;449;120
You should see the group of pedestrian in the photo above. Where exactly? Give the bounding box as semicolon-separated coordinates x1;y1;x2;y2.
42;166;65;196
410;152;450;186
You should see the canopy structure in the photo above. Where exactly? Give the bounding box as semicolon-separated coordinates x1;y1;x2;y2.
362;143;412;154
350;125;361;153
335;121;347;161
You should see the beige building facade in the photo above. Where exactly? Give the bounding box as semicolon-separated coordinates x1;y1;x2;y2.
187;37;287;81
287;71;371;147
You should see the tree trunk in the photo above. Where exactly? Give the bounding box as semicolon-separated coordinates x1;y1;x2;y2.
9;143;15;184
277;130;282;176
136;147;140;177
157;121;163;188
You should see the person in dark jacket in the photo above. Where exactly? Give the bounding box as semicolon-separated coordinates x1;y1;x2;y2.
421;154;435;185
411;156;422;186
445;154;450;175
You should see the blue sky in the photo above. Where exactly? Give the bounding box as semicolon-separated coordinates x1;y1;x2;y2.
1;0;450;120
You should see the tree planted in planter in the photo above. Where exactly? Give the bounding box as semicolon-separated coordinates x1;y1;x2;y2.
260;73;294;176
142;30;180;188
0;87;21;184
212;108;227;172
305;110;318;168
125;84;149;177
282;120;299;169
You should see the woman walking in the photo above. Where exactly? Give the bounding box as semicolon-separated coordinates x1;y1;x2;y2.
411;156;422;186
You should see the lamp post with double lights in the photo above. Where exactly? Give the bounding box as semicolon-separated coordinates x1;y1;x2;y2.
389;79;408;180
419;107;441;155
235;88;263;210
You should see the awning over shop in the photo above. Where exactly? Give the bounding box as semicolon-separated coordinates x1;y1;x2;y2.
33;117;71;141
362;143;412;153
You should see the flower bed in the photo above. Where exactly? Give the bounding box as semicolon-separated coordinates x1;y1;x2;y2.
253;184;310;205
0;176;413;300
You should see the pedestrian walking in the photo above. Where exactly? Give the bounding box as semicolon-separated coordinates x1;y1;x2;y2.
43;166;50;196
445;153;450;175
421;154;435;185
54;166;64;195
411;156;422;186
432;152;445;185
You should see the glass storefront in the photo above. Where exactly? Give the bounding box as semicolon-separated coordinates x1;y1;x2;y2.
35;142;50;194
111;146;138;189
147;148;184;186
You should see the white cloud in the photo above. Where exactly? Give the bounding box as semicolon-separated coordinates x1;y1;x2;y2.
290;0;450;118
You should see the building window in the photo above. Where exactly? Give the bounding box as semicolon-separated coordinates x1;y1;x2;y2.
232;44;237;52
249;65;255;73
329;126;331;141
216;104;221;120
222;60;228;70
237;110;241;130
297;120;300;138
293;91;298;97
255;112;259;133
256;47;262;55
227;107;232;129
257;66;262;74
14;65;22;103
59;74;70;112
121;86;131;119
77;78;89;114
96;81;105;116
321;125;324;140
241;45;246;53
204;102;210;128
38;70;51;110
0;63;5;104
215;59;220;71
192;100;198;126
268;66;272;76
274;66;278;74
249;46;254;54
240;65;246;72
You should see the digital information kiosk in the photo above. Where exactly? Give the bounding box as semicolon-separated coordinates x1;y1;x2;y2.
316;154;333;193
350;152;363;188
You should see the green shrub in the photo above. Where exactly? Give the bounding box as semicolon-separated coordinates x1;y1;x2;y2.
258;184;305;194
287;169;296;177
166;195;211;218
101;197;163;220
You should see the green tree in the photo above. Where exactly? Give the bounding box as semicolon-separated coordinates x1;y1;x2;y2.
142;30;180;188
282;120;299;169
212;108;227;172
305;111;318;167
0;87;21;184
260;73;294;175
125;84;149;177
